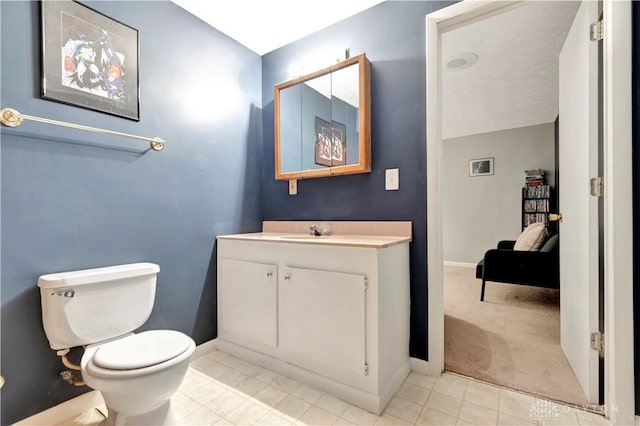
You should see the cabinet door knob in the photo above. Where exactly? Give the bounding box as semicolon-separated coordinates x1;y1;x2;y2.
266;272;273;278
284;274;291;280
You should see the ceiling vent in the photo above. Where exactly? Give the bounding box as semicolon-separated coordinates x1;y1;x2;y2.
446;52;478;71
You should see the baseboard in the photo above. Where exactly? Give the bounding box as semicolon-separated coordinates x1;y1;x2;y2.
15;338;219;425
379;361;411;410
193;338;218;359
14;390;104;426
410;357;442;376
443;261;476;268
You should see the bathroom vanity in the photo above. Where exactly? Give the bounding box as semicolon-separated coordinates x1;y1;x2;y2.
216;221;411;414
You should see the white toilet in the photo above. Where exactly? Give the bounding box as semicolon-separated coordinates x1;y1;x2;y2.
38;262;196;425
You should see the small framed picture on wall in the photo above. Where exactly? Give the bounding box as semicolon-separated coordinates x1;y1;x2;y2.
469;157;494;176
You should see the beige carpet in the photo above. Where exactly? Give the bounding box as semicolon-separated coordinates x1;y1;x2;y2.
444;265;591;407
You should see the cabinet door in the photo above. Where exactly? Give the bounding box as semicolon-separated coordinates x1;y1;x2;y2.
279;266;367;383
219;259;277;348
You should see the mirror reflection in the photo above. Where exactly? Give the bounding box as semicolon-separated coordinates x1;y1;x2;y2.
275;53;370;180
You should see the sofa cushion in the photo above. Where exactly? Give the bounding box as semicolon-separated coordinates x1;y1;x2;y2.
539;234;558;252
514;222;548;251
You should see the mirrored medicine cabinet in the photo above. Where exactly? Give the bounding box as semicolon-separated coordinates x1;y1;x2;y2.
274;53;371;180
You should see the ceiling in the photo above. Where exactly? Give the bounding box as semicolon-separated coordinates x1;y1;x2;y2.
442;1;580;139
171;0;385;56
172;1;580;140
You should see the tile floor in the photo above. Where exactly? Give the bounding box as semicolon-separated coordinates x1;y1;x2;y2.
59;349;610;426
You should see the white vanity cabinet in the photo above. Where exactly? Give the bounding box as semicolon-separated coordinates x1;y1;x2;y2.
216;233;410;414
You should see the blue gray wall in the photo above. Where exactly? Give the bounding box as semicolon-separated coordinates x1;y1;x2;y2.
0;1;262;423
262;1;454;360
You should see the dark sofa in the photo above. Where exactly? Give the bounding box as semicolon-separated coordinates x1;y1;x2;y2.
475;234;559;301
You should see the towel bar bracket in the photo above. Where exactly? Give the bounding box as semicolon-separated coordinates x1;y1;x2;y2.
0;107;22;127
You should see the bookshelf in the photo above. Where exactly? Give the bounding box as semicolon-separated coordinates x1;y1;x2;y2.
522;169;551;230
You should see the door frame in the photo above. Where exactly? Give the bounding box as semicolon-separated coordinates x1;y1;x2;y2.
424;1;633;423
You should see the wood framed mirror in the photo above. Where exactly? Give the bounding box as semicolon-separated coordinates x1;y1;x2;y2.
274;53;371;180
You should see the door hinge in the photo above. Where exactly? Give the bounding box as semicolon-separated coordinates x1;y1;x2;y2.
590;19;603;41
590;176;604;197
591;332;604;357
363;276;368;290
364;362;369;376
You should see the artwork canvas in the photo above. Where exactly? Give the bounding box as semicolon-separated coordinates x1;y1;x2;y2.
41;1;140;120
315;117;347;167
331;121;347;166
315;117;332;166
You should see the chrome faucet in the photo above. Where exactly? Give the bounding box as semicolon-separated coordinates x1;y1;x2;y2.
309;225;331;236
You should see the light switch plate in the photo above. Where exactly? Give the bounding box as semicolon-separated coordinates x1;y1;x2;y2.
289;179;298;195
385;168;399;191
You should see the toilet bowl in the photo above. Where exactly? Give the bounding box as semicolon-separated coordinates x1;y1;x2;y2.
37;263;195;426
81;330;196;424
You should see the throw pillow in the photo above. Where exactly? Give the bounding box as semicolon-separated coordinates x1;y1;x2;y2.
539;234;558;252
514;222;548;251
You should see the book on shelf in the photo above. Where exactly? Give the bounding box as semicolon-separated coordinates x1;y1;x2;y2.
524;169;545;186
522;170;551;229
525;169;545;176
523;185;550;198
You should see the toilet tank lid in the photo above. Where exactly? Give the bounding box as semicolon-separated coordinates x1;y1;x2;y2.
92;330;193;370
38;263;160;289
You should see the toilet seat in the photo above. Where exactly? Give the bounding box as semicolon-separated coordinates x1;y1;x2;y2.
93;330;192;370
83;330;195;379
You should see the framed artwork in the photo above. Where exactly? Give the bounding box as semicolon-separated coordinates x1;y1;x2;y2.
469;157;494;176
315;117;332;166
41;1;140;121
315;117;347;167
330;120;346;166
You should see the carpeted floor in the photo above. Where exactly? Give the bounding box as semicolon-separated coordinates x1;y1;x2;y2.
444;265;591;408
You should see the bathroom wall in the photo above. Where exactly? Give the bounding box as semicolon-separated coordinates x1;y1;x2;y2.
442;123;556;264
261;1;455;360
0;1;262;423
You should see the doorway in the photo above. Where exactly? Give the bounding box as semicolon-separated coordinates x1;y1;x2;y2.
439;1;587;406
424;0;634;423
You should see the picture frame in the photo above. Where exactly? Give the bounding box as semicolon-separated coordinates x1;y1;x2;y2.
41;1;140;121
469;157;494;176
315;117;347;167
330;120;346;166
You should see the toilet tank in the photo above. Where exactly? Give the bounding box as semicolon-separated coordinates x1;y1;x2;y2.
38;263;160;350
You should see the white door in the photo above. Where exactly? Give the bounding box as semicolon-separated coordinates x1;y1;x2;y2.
558;0;600;404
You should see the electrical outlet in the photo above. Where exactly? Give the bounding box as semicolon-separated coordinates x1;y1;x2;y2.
385;169;399;191
289;179;297;195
